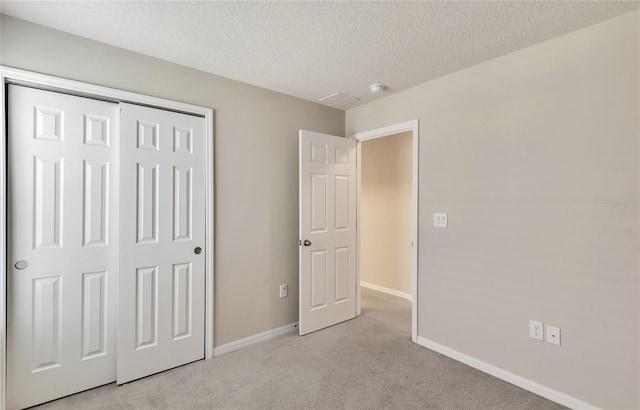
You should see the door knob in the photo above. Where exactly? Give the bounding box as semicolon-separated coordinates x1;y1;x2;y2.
194;247;202;255
15;260;28;270
303;240;311;247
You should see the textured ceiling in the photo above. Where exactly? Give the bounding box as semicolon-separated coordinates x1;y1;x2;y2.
1;1;638;109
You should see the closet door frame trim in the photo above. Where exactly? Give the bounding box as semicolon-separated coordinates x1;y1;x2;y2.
0;66;216;410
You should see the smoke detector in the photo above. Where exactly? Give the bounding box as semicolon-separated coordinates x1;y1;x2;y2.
369;83;386;94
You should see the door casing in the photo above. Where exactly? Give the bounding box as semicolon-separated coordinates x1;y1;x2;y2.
351;120;419;343
0;66;216;410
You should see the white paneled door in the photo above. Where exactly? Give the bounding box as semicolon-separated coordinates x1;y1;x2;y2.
7;85;119;409
299;130;356;335
7;86;207;408
117;103;205;384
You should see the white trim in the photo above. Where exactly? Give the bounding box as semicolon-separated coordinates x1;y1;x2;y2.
205;115;215;360
416;337;600;410
361;281;412;301
0;66;210;116
0;66;216;409
213;323;299;357
352;119;419;343
0;70;7;410
350;120;418;141
355;142;362;317
298;132;303;333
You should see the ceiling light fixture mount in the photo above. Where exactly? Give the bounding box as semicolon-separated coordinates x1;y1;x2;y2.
369;83;386;94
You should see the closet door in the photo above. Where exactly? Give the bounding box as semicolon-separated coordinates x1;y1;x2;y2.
7;85;118;409
117;103;206;384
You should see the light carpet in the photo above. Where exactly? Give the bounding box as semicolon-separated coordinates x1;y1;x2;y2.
35;288;565;409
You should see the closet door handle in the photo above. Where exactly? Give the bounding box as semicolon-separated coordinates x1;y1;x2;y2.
194;247;202;255
303;240;311;247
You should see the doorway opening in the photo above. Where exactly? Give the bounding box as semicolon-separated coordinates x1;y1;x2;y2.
360;132;413;293
353;120;419;342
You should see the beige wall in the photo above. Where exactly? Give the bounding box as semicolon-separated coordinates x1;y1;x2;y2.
0;15;345;346
361;132;412;295
3;10;639;409
347;10;639;410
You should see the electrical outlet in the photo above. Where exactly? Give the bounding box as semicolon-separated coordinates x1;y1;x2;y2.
279;284;288;298
529;320;544;341
546;325;561;346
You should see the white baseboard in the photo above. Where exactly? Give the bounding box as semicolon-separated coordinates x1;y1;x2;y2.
213;322;298;357
416;337;599;410
361;281;412;301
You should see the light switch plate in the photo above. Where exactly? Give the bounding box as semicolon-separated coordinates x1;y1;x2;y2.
433;213;448;228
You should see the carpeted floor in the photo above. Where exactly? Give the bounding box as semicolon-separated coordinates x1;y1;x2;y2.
35;288;565;409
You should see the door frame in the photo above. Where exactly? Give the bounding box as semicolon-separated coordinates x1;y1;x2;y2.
0;66;216;410
351;120;419;343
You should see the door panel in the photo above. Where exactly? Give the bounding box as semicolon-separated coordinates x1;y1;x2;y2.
118;103;205;384
83;160;109;246
136;265;159;349
136;162;159;243
311;174;327;231
7;85;118;409
82;271;107;359
173;166;192;241
32;276;62;371
311;250;328;309
335;247;350;301
33;156;63;248
299;130;356;335
172;262;192;339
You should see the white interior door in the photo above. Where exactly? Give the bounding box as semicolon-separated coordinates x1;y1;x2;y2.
117;103;206;384
7;85;118;409
299;130;356;335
